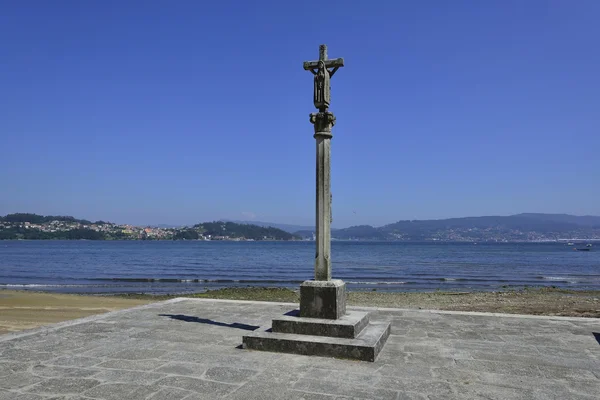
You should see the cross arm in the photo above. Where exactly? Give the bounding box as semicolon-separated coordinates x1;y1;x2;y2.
303;58;344;71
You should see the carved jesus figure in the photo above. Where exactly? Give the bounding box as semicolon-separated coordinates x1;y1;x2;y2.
313;61;330;110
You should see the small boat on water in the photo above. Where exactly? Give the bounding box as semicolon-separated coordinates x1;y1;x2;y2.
574;247;591;251
586;243;593;247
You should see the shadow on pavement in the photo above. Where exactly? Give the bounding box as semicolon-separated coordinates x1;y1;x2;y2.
593;332;600;346
159;314;259;331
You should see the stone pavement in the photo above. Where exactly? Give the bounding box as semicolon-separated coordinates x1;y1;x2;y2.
1;298;599;399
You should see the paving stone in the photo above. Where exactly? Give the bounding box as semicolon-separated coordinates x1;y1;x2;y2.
155;376;238;395
203;366;258;384
293;379;398;399
46;356;102;368
155;361;208;376
147;386;195;400
92;369;166;385
376;376;453;396
0;392;47;400
401;352;457;367
0;372;44;389
105;348;167;360
25;378;100;395
454;359;546;378
396;393;428;400
284;392;339;400
226;381;334;400
158;351;269;369
95;358;168;371
531;364;598;381
30;364;98;378
0;349;54;362
378;363;434;380
450;381;537;400
303;367;381;386
47;397;92;400
0;361;29;377
83;382;157;400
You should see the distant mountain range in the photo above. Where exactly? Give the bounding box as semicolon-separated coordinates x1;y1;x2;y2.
4;213;598;242
291;213;600;242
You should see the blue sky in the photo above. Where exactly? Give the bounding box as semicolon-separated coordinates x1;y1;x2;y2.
1;1;599;227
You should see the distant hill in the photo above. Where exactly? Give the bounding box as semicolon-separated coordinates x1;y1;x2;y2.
330;213;600;241
512;213;600;227
226;220;315;234
192;221;300;241
0;213;94;225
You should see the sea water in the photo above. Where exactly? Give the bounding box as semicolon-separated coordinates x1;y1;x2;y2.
1;241;598;294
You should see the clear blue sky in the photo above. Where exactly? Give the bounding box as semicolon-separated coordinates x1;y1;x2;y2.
1;1;599;228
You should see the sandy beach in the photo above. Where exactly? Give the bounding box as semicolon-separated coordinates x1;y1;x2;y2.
0;290;152;335
1;287;599;335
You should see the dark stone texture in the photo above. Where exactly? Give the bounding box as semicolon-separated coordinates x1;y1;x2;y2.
299;279;346;319
243;322;391;362
272;310;369;339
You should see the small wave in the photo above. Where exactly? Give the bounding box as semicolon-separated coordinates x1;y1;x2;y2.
88;278;304;284
539;276;570;281
346;281;407;285
538;276;579;283
0;284;88;288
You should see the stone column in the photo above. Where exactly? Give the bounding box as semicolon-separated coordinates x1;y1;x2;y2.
312;111;335;281
299;111;346;320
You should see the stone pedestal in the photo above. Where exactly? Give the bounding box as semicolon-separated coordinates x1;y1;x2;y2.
243;281;390;362
243;304;390;362
299;279;346;319
243;319;390;362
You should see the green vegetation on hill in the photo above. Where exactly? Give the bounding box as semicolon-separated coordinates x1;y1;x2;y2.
1;213;93;225
0;227;104;240
190;221;299;241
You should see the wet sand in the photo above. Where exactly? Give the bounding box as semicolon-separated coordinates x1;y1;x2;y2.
1;287;599;335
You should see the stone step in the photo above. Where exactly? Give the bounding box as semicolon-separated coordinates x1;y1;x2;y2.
271;310;369;339
242;321;391;362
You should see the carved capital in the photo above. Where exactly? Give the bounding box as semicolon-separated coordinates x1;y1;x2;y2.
310;112;336;137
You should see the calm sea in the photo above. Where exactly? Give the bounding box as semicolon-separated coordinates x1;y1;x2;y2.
0;241;599;294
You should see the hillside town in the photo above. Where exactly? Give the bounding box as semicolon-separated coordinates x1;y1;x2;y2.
0;214;297;241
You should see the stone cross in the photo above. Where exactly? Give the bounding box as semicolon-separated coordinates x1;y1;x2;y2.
303;45;344;282
303;45;344;112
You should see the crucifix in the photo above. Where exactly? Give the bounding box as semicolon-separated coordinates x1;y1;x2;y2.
303;45;344;112
303;44;344;282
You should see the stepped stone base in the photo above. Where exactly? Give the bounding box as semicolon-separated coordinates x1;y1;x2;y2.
243;279;390;361
243;321;390;362
272;310;369;339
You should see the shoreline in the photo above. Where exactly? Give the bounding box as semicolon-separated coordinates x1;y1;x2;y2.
1;287;598;335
